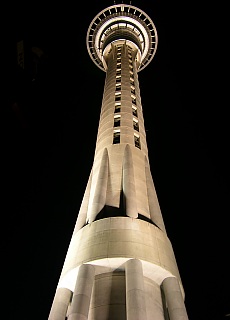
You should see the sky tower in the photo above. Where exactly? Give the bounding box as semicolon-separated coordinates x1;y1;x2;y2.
49;3;189;320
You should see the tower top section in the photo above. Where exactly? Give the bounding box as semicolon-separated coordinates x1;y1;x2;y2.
86;3;158;72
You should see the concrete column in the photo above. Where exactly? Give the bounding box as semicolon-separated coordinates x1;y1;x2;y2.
123;145;138;218
162;277;189;320
145;156;166;233
68;264;95;320
48;287;72;320
87;148;108;223
125;259;147;320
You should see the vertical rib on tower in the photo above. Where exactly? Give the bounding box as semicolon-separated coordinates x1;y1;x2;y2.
49;4;189;320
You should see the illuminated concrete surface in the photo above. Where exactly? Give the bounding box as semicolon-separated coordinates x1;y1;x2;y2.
49;4;189;320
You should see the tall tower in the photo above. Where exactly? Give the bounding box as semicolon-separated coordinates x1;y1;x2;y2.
49;3;189;320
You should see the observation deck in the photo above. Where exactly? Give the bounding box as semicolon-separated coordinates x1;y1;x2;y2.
86;3;158;72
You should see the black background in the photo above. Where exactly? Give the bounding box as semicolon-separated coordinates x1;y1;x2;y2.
3;1;229;319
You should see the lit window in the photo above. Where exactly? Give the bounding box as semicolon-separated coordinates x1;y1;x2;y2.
132;105;137;117
133;118;139;131
114;115;121;127
116;85;121;91
119;22;126;28
113;130;120;144
115;94;121;101
131;94;136;104
134;134;141;149
114;103;121;113
131;87;135;94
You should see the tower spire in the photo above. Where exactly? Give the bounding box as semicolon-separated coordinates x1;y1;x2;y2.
49;4;189;320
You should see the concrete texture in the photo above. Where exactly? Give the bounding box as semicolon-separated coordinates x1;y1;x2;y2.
49;3;189;319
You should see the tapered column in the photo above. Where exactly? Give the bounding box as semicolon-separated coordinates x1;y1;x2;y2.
68;264;95;320
49;288;72;320
87;148;109;223
162;277;189;320
123;145;138;218
125;259;147;320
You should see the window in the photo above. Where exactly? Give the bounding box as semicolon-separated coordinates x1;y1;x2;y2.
113;130;120;144
117;49;121;57
114;103;121;113
132;105;137;117
116;82;121;89
114;115;121;127
115;93;121;101
133;118;139;131
134;134;141;149
131;94;136;105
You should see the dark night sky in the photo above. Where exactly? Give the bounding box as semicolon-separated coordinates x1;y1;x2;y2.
2;1;229;319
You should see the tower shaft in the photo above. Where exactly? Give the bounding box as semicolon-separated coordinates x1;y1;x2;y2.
49;4;189;320
75;43;165;232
